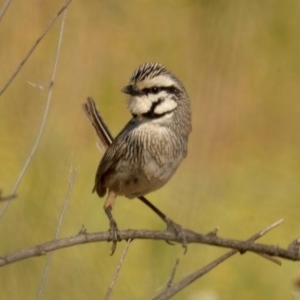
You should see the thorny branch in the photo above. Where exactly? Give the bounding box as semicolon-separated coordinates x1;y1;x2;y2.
151;219;285;300
0;219;299;268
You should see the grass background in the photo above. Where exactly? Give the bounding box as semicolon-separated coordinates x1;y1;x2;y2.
0;0;300;299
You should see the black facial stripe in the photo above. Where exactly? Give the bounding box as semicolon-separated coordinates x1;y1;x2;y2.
124;84;180;96
142;110;173;119
139;98;173;119
141;85;179;96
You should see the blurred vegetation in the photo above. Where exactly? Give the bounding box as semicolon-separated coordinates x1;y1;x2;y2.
0;0;300;299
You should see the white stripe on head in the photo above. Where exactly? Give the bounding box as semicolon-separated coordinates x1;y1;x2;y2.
136;75;178;90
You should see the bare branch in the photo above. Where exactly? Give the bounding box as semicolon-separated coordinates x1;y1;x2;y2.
0;0;71;221
0;0;11;23
255;253;281;265
0;220;299;269
167;259;180;288
37;169;77;300
105;239;132;300
35;7;73;296
0;0;72;97
151;219;284;300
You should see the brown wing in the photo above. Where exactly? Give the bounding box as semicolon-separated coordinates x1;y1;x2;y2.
93;119;135;197
82;97;134;197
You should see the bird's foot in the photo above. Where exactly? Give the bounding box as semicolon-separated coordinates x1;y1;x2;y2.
104;206;121;255
108;219;121;255
165;218;188;254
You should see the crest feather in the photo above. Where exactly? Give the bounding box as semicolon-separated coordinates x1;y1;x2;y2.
129;62;169;83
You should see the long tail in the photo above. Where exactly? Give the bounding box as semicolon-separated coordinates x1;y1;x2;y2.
82;97;113;151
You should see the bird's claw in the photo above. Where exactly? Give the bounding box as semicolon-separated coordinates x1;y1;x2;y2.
165;218;188;254
108;219;121;255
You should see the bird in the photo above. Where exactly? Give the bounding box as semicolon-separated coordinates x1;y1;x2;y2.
83;62;192;254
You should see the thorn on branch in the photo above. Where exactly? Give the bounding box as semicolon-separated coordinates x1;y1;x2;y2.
0;190;17;202
36;247;47;256
206;227;219;237
288;237;300;258
78;225;87;235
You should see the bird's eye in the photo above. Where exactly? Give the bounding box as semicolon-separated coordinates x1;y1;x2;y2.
151;87;160;94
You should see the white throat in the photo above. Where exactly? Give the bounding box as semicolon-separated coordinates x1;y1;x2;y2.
128;92;177;116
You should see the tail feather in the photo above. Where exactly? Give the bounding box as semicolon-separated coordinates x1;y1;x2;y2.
82;97;114;152
82;97;114;196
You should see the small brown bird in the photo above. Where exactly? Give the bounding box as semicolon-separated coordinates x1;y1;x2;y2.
83;62;191;253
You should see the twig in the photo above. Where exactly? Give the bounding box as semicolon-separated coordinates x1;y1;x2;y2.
0;0;72;97
0;0;71;221
0;0;11;23
255;253;281;266
0;190;16;202
105;239;132;300
36;169;77;300
35;8;72;297
1;220;299;268
151;219;284;300
167;259;180;288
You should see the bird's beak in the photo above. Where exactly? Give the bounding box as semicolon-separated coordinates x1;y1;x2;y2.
122;85;142;96
121;85;134;95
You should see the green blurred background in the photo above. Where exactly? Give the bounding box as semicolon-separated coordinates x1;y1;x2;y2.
0;0;300;299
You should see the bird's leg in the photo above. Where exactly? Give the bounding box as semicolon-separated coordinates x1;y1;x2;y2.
104;191;121;255
138;196;187;253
